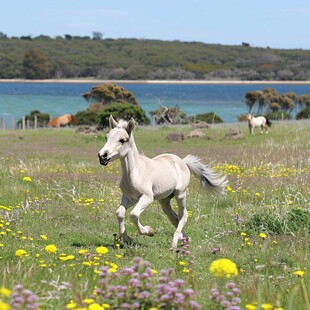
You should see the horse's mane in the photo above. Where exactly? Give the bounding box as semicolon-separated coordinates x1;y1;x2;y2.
117;119;128;128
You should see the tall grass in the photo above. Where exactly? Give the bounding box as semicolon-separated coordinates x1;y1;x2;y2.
0;121;309;309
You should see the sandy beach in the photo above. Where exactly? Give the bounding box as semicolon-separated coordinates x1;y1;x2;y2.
1;79;310;85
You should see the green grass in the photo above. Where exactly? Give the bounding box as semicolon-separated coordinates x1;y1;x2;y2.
0;121;309;309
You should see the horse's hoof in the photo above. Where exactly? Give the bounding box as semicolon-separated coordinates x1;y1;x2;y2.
145;226;155;236
123;236;133;245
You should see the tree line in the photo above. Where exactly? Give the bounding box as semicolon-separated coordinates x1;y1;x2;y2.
0;34;310;80
245;88;310;119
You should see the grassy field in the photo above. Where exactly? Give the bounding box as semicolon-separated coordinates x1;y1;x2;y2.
0;121;309;310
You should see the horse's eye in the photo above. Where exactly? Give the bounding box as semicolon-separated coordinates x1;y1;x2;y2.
119;139;125;144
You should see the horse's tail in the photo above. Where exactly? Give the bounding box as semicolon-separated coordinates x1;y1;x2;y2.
70;114;79;124
265;117;272;127
183;155;228;196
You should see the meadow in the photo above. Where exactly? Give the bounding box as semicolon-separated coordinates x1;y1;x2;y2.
0;121;309;310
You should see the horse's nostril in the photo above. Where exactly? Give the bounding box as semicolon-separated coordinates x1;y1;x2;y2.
98;152;108;159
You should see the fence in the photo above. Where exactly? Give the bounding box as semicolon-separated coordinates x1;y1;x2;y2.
0;115;46;130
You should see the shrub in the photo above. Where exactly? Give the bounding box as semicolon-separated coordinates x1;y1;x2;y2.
193;112;223;123
75;111;99;126
265;111;291;120
296;107;310;120
244;208;310;234
17;110;50;127
97;102;150;129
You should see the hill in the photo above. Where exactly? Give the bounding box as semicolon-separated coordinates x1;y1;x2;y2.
0;36;310;80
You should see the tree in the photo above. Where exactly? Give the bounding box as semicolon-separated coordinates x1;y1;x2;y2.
245;91;259;113
92;31;104;40
82;84;139;106
23;48;50;79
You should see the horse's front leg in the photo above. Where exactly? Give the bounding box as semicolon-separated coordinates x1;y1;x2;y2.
116;195;133;244
129;194;155;236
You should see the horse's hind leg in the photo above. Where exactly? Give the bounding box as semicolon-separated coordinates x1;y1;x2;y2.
159;197;179;228
172;191;188;250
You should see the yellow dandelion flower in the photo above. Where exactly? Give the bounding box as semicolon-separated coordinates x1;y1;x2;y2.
88;303;104;310
83;298;94;304
240;232;247;236
66;300;77;309
209;258;238;278
0;287;12;297
40;235;48;240
245;305;257;310
115;254;122;259
151;269;158;275
23;176;32;182
102;304;111;309
0;300;11;310
179;261;186;266
261;304;273;310
259;232;267;239
78;249;89;255
293;270;305;277
96;246;108;255
15;249;28;257
45;244;57;253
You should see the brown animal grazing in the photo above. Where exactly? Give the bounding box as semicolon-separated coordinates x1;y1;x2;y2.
47;114;79;128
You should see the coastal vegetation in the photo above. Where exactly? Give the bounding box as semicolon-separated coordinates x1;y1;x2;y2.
0;34;310;80
0;122;309;309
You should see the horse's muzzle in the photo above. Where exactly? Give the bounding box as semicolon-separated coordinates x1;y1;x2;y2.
98;153;110;166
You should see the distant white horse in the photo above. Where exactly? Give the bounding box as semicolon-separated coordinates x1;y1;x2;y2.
98;115;227;250
247;113;272;135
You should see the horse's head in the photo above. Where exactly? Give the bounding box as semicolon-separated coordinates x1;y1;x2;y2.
98;115;135;166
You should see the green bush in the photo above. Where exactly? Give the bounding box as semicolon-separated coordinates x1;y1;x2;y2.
17;110;50;127
193;112;223;123
296;107;310;120
244;208;310;234
75;111;99;126
265;111;291;120
97;103;150;129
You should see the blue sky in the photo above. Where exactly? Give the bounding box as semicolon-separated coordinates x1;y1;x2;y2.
1;0;310;49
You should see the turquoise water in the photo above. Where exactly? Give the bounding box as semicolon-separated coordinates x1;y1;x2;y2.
1;82;310;127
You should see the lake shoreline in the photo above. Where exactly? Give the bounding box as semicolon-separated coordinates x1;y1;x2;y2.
1;79;310;85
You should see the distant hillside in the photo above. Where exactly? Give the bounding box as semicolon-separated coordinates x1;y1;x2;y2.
0;36;310;80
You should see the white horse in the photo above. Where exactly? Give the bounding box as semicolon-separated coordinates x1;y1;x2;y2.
247;113;272;135
98;115;227;250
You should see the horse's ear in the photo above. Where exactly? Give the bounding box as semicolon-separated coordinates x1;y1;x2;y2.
109;115;118;129
126;118;135;136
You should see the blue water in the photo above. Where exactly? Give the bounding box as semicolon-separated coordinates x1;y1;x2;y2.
1;82;310;127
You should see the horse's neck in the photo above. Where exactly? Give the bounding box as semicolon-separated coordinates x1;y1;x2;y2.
120;137;141;178
248;115;254;126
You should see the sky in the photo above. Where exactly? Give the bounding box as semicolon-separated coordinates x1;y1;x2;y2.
1;0;310;50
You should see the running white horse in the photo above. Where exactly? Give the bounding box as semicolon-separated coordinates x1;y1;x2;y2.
247;113;272;135
98;115;227;250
